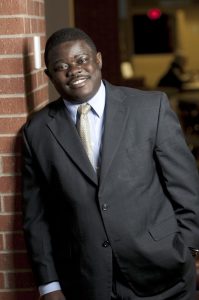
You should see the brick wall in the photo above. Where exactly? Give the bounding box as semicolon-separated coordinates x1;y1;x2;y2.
0;1;48;299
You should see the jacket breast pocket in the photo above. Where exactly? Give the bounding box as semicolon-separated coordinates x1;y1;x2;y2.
124;141;155;181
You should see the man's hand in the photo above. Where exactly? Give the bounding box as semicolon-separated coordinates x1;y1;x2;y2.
41;290;66;300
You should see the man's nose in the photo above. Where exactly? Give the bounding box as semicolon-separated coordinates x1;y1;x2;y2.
67;64;82;76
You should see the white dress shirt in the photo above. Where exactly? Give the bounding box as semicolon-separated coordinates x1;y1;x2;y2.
39;81;106;296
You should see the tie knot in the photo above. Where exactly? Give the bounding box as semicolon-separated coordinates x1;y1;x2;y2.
78;103;91;115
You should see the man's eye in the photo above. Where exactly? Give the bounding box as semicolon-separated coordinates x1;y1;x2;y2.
54;63;69;71
77;57;89;64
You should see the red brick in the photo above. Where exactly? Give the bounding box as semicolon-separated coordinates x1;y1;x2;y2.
0;77;24;94
27;1;35;15
1;155;21;174
34;2;40;16
0;36;34;55
3;194;22;213
0;37;35;56
0;290;38;300
0;213;22;231
0;233;4;250
41;35;46;51
0;117;26;134
0;58;24;75
0;272;5;288
27;85;48;109
0;175;21;193
0;18;25;35
37;70;47;86
25;73;38;93
31;19;38;33
0;252;30;270
23;37;35;55
6;271;35;288
5;232;26;251
0;38;24;55
24;18;31;34
0;136;22;154
30;18;46;35
0;0;27;15
0;98;27;114
39;2;45;17
24;56;46;75
24;56;39;75
38;19;46;33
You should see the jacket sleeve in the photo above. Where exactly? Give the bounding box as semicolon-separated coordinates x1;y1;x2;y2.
154;92;199;249
22;125;59;285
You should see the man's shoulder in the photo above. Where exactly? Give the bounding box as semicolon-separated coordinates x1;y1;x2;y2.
105;80;167;107
24;98;62;130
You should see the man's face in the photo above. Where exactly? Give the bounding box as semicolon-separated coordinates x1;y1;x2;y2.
45;40;102;103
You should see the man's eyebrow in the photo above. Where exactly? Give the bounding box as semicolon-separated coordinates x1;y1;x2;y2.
74;53;89;58
52;59;66;65
53;54;88;64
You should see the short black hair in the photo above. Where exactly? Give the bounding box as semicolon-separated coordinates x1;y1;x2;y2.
44;27;97;67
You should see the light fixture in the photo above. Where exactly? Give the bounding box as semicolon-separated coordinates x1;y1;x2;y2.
147;8;162;20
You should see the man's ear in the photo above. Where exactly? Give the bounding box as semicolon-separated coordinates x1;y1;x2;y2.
96;52;102;69
44;68;52;79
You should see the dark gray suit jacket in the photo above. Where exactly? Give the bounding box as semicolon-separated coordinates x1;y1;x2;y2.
22;81;199;300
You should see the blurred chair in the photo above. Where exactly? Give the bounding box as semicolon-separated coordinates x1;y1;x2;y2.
178;100;199;134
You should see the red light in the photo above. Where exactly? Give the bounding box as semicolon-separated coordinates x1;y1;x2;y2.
147;8;162;20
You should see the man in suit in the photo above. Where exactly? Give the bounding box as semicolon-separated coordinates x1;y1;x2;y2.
22;28;199;300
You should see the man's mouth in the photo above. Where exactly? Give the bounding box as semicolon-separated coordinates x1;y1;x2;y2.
69;76;90;88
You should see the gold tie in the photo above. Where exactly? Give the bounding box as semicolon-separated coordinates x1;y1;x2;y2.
76;103;94;167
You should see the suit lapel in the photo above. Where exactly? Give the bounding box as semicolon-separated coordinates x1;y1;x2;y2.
99;82;129;189
47;99;98;185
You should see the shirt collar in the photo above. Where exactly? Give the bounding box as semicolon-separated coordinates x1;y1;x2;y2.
63;81;105;120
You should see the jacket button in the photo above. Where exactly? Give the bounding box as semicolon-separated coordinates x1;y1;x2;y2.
102;203;108;211
102;240;110;248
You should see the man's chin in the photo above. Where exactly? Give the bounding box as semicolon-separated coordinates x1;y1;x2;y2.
66;86;94;102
